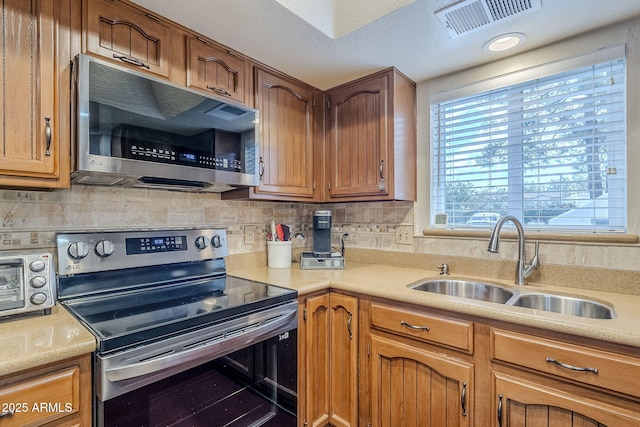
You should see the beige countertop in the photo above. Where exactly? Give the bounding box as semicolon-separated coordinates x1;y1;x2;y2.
228;262;640;349
2;260;638;379
0;305;96;378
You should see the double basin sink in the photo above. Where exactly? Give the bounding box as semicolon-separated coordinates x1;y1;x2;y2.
408;279;616;319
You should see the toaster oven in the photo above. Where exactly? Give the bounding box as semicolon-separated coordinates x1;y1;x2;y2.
0;253;55;318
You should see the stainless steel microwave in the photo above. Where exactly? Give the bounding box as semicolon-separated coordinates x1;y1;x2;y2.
71;54;259;192
0;252;55;318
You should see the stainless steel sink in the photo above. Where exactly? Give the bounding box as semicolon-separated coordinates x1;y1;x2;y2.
407;279;616;319
510;293;616;319
408;279;515;304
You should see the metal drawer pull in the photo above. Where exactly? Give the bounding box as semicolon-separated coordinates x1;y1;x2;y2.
44;117;52;156
400;320;430;331
0;410;14;419
206;86;232;97
333;305;353;339
112;54;150;69
461;382;467;416
497;394;503;427
545;357;598;374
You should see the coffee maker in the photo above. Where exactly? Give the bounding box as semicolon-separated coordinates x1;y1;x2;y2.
300;209;345;270
312;210;332;257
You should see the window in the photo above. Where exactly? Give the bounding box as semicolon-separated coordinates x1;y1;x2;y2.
430;48;626;233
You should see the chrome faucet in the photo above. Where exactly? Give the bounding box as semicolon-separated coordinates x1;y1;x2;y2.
487;215;540;285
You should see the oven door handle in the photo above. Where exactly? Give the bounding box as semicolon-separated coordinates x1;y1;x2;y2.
104;308;296;382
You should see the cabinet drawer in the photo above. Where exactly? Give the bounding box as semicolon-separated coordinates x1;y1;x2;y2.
370;302;473;352
0;366;80;426
491;328;640;397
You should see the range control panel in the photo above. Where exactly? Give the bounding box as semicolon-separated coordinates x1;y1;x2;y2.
56;229;228;276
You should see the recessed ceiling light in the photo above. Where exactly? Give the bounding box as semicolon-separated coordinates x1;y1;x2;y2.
483;32;526;54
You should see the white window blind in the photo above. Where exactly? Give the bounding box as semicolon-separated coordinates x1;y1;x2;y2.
431;53;626;232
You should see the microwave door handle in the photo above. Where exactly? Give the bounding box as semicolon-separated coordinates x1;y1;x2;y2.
104;309;296;382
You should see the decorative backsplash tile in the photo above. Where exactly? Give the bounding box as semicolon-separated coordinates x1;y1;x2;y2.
1;186;639;274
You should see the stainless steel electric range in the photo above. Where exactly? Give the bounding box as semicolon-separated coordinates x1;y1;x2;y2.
56;228;297;427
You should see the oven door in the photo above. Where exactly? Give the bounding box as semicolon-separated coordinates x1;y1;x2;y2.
95;316;297;427
0;258;24;311
97;327;297;427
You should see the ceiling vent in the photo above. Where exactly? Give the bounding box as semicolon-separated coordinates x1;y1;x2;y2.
435;0;541;38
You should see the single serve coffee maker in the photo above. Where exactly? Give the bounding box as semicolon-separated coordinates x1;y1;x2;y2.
300;210;345;270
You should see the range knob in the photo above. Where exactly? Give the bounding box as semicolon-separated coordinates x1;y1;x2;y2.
68;241;90;260
95;240;115;258
211;234;222;248
195;236;210;250
30;292;47;305
30;276;47;288
29;259;46;272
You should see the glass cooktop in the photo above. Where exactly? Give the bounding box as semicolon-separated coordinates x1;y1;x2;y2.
62;275;296;353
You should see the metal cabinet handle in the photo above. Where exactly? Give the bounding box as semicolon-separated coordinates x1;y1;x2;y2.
545;357;598;374
112;54;150;69
497;394;503;427
206;85;232;97
379;159;384;180
333;304;353;339
44;117;52;156
259;157;265;180
0;410;14;419
461;382;467;416
400;320;430;331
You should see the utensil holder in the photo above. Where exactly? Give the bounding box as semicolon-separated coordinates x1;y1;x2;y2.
267;240;292;268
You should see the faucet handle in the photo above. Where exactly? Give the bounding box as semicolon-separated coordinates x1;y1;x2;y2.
437;263;450;275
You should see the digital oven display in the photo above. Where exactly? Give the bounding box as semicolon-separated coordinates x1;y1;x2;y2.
179;152;197;163
125;235;188;255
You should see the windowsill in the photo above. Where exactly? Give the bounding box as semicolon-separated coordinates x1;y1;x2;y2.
422;228;640;244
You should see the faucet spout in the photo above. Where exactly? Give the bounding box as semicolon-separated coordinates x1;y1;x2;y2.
487;215;540;285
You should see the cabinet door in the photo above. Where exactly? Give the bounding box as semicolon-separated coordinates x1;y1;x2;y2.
303;293;331;427
493;371;640;426
302;293;359;427
187;37;248;104
253;67;320;200
86;0;171;77
370;334;473;427
0;0;71;188
328;293;358;427
326;73;389;199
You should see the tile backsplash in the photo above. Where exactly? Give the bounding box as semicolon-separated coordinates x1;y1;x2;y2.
1;185;639;275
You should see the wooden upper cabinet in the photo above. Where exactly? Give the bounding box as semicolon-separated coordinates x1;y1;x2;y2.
252;67;321;200
0;0;75;189
85;0;173;78
326;67;416;202
187;37;249;104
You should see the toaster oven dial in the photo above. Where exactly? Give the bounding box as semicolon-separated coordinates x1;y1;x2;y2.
30;292;48;305
30;276;47;288
95;240;115;258
29;259;46;272
68;241;90;260
195;236;210;250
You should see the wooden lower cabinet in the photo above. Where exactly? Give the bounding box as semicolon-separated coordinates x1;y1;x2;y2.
299;294;640;427
0;353;92;426
299;292;358;427
369;334;473;427
493;371;640;426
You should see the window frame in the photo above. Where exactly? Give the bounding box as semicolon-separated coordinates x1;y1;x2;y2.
427;45;627;234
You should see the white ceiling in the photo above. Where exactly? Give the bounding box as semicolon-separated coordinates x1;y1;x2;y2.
131;0;640;90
